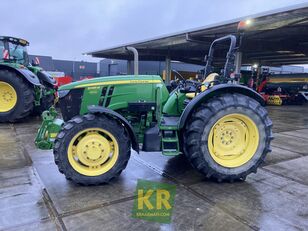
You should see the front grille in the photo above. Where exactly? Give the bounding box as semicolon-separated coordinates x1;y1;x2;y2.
105;86;114;107
59;89;84;121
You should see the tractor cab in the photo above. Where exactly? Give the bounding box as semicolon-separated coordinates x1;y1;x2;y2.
0;36;30;66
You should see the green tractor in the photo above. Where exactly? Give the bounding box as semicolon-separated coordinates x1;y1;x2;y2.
0;36;56;122
35;35;273;185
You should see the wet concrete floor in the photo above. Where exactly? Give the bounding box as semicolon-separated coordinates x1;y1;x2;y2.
0;105;308;230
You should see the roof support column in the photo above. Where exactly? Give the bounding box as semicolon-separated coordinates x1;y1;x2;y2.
235;51;242;74
165;56;171;84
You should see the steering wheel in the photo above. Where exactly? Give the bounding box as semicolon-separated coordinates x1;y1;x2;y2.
172;70;186;82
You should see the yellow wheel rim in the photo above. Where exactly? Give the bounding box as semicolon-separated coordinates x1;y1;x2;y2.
68;128;119;176
208;113;259;168
0;81;17;112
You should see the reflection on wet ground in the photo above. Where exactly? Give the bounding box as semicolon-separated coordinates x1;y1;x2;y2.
1;105;308;230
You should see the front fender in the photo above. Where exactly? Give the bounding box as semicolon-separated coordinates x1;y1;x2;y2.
0;64;41;86
88;106;140;153
179;84;265;129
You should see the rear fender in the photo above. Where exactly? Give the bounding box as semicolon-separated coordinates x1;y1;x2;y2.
179;84;265;129
88;106;140;153
0;64;41;86
37;71;57;88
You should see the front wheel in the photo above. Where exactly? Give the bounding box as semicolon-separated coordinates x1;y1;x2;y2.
54;114;131;185
183;93;273;182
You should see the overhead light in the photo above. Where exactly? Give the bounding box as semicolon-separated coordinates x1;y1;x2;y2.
276;51;293;54
237;18;254;31
245;19;252;25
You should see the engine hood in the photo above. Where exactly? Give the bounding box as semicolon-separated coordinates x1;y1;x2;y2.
58;75;163;91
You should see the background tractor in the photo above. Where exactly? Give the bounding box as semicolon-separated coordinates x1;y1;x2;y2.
35;35;273;185
0;36;56;122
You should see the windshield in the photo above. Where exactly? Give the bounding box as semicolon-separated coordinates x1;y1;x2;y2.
8;42;29;65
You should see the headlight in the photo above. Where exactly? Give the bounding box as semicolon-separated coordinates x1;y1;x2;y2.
58;90;70;98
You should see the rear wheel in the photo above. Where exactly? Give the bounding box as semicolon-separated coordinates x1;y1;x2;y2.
54;114;131;185
0;70;34;122
183;93;273;182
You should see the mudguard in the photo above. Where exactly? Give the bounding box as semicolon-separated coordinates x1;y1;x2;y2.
179;84;265;129
37;70;57;87
0;64;41;86
87;105;140;153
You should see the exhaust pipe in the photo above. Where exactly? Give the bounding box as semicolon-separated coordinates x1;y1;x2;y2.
126;46;139;75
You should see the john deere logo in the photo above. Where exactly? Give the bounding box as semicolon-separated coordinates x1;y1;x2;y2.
132;179;176;223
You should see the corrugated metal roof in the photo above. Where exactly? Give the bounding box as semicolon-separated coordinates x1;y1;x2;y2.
86;3;308;66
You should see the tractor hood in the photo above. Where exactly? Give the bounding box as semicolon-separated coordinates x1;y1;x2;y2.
58;75;163;91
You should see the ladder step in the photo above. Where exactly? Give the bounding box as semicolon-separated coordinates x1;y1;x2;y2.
162;137;178;142
162;150;181;156
160;116;179;130
160;125;178;130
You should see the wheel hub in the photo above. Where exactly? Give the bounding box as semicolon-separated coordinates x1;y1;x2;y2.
68;128;119;176
75;133;111;166
0;81;17;112
208;113;259;168
214;120;247;158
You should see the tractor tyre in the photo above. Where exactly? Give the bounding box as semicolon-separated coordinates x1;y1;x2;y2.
183;93;273;182
54;113;131;185
0;69;34;122
33;89;55;116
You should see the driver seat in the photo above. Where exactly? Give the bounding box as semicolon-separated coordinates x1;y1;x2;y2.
185;73;219;99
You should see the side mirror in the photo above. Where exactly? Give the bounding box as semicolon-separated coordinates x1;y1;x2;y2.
32;57;40;66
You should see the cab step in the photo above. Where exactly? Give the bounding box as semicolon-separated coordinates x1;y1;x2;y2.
160;116;181;156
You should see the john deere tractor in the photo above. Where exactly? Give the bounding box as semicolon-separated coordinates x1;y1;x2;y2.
0;36;56;122
35;35;273;185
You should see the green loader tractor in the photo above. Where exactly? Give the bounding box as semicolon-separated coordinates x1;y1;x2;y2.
0;36;57;122
35;35;273;185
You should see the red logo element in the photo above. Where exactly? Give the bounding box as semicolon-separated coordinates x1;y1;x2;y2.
3;49;9;59
34;57;40;65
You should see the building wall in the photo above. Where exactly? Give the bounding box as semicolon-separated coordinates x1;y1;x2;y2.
53;60;98;80
29;55;306;81
28;55;54;70
29;54;99;80
99;59;204;77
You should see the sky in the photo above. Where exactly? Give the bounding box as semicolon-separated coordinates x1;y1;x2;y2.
1;0;307;62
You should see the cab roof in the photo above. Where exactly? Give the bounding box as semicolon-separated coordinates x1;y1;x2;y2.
0;36;29;46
